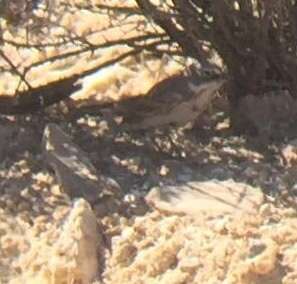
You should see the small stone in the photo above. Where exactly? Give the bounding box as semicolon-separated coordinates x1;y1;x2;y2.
17;202;31;212
87;117;97;127
222;146;237;155
32;204;41;213
159;165;170;176
50;184;62;196
180;257;200;271
123;194;136;204
5;199;15;210
18;212;32;224
281;139;297;167
20;188;31;199
33;172;52;184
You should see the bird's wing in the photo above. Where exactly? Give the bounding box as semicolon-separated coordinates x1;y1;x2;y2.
122;78;226;130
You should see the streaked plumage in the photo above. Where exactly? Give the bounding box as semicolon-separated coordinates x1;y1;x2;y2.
113;68;226;130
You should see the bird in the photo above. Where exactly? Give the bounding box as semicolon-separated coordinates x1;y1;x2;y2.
110;65;227;130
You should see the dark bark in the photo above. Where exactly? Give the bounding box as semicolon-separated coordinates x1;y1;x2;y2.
0;76;81;115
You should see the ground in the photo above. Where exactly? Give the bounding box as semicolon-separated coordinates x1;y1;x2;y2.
1;92;297;283
1;1;297;283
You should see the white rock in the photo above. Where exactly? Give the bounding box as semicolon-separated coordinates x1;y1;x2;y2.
146;180;264;218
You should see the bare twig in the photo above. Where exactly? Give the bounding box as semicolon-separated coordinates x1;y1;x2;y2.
0;49;32;89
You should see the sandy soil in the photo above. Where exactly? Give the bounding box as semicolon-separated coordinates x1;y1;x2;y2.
1;1;297;284
0;95;297;283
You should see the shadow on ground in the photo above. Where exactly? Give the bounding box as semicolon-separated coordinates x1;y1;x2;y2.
1;100;297;222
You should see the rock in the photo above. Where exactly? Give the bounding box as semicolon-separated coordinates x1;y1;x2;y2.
159;165;170;176
246;239;278;275
51;199;102;283
42;123;122;204
281;139;297;167
11;199;103;284
236;92;297;139
145;179;264;217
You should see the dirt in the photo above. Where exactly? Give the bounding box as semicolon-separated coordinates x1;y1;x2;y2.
1;46;297;283
0;93;297;283
103;207;297;284
1;1;297;283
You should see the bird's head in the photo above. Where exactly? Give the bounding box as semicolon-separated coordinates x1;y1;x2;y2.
186;62;226;82
184;62;227;98
188;76;226;99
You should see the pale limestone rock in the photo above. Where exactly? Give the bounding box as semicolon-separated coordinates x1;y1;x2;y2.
281;139;297;167
146;180;264;217
11;199;102;284
42;123;122;204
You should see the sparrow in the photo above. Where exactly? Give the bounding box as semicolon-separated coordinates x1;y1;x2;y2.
111;67;226;130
